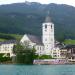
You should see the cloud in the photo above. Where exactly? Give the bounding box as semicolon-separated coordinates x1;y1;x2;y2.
0;0;75;6
29;0;75;6
0;0;25;4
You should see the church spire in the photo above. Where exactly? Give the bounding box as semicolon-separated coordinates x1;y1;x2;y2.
45;11;52;23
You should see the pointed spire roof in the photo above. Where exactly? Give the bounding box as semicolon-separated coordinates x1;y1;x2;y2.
45;11;52;23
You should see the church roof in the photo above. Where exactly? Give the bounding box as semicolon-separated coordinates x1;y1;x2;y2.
27;34;43;45
45;16;52;23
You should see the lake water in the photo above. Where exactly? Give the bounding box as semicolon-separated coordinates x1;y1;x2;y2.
0;65;75;75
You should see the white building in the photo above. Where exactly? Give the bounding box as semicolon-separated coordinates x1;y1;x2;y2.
20;34;44;55
20;15;55;56
42;15;54;55
0;40;16;57
20;15;66;59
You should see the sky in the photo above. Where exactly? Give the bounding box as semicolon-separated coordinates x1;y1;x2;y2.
0;0;75;7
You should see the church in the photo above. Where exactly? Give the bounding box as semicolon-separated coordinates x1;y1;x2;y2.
20;15;55;56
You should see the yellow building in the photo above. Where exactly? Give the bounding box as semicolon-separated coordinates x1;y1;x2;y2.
51;47;67;59
0;40;16;57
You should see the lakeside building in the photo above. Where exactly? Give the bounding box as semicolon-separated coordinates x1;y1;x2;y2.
65;45;75;62
0;40;16;57
20;15;55;56
51;47;67;59
0;15;66;59
20;14;66;59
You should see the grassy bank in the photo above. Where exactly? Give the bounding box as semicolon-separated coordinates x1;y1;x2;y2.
0;33;23;41
63;39;75;45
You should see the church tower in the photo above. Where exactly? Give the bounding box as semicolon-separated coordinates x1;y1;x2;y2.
42;14;54;55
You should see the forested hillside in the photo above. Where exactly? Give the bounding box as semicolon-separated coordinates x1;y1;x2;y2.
0;2;75;41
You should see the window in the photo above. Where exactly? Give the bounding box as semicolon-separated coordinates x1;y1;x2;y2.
51;39;53;41
45;39;47;41
45;25;47;28
51;30;53;32
58;55;59;57
45;29;47;32
51;25;52;29
37;46;39;50
40;47;41;50
54;55;57;57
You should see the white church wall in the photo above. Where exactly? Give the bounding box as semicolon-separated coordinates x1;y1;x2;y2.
20;34;30;43
35;45;44;55
42;20;55;55
20;34;36;48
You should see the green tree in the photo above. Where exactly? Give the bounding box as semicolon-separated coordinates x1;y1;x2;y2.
0;54;11;63
13;43;36;64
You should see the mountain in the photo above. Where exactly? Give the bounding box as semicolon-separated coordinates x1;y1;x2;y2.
0;2;75;41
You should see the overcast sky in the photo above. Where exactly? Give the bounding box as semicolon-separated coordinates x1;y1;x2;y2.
0;0;75;7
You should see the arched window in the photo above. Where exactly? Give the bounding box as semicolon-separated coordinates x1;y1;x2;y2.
45;25;47;28
51;25;52;29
